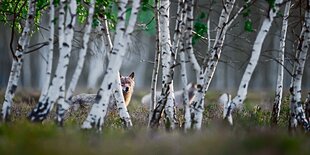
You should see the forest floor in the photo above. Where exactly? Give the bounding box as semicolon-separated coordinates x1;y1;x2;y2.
0;90;310;155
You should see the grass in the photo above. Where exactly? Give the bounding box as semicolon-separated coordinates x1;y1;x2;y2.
0;90;310;155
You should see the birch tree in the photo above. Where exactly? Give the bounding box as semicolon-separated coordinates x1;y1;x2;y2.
181;0;192;130
149;0;180;130
55;0;96;125
148;0;161;127
288;0;310;131
224;0;283;125
271;1;291;125
28;0;77;122
38;0;55;105
1;0;36;121
190;0;238;129
81;0;140;130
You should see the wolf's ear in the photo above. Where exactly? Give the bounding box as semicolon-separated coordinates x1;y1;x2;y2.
129;72;135;79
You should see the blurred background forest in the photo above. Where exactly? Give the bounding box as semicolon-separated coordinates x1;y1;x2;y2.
0;0;309;93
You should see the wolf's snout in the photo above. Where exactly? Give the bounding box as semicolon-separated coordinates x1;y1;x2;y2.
123;87;129;93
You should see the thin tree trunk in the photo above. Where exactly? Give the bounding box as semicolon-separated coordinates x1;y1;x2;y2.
149;0;178;130
1;0;36;121
288;0;310;131
28;0;77;121
191;0;237;129
81;0;140;130
271;1;291;126
148;0;161;128
182;0;193;130
225;0;283;125
55;0;96;125
38;0;55;103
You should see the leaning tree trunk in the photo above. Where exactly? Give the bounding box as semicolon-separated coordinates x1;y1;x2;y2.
113;72;133;128
55;0;96;125
1;0;36;121
224;0;283;125
111;0;141;129
271;1;291;126
81;0;140;130
28;0;77;122
288;0;310;131
191;0;237;130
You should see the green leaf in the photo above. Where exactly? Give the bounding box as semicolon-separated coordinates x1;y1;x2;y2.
244;19;254;32
193;21;208;44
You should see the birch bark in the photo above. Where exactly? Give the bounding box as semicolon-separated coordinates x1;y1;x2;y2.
28;0;77;121
82;0;140;130
191;0;236;129
149;0;178;130
271;1;290;125
148;0;161;127
55;0;96;125
225;0;283;125
1;0;36;121
288;0;310;131
38;0;55;104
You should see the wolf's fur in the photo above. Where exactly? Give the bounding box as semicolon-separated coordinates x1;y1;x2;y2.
141;83;197;109
71;72;135;111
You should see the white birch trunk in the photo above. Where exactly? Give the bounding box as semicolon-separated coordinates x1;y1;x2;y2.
55;0;96;125
180;42;191;130
1;0;36;121
225;0;283;125
148;0;161;127
28;0;77;121
191;0;236;129
163;0;188;130
38;0;55;103
271;1;290;125
111;0;141;128
82;0;140;130
149;0;178;129
182;0;193;130
289;0;310;131
113;72;133;128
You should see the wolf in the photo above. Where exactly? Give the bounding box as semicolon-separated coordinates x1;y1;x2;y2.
141;83;197;110
70;72;135;110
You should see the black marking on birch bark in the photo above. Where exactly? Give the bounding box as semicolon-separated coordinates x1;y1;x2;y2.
108;83;112;90
243;84;246;88
63;42;69;47
95;95;102;102
10;84;17;94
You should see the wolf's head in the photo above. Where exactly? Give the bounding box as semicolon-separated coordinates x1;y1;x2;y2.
120;72;135;106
